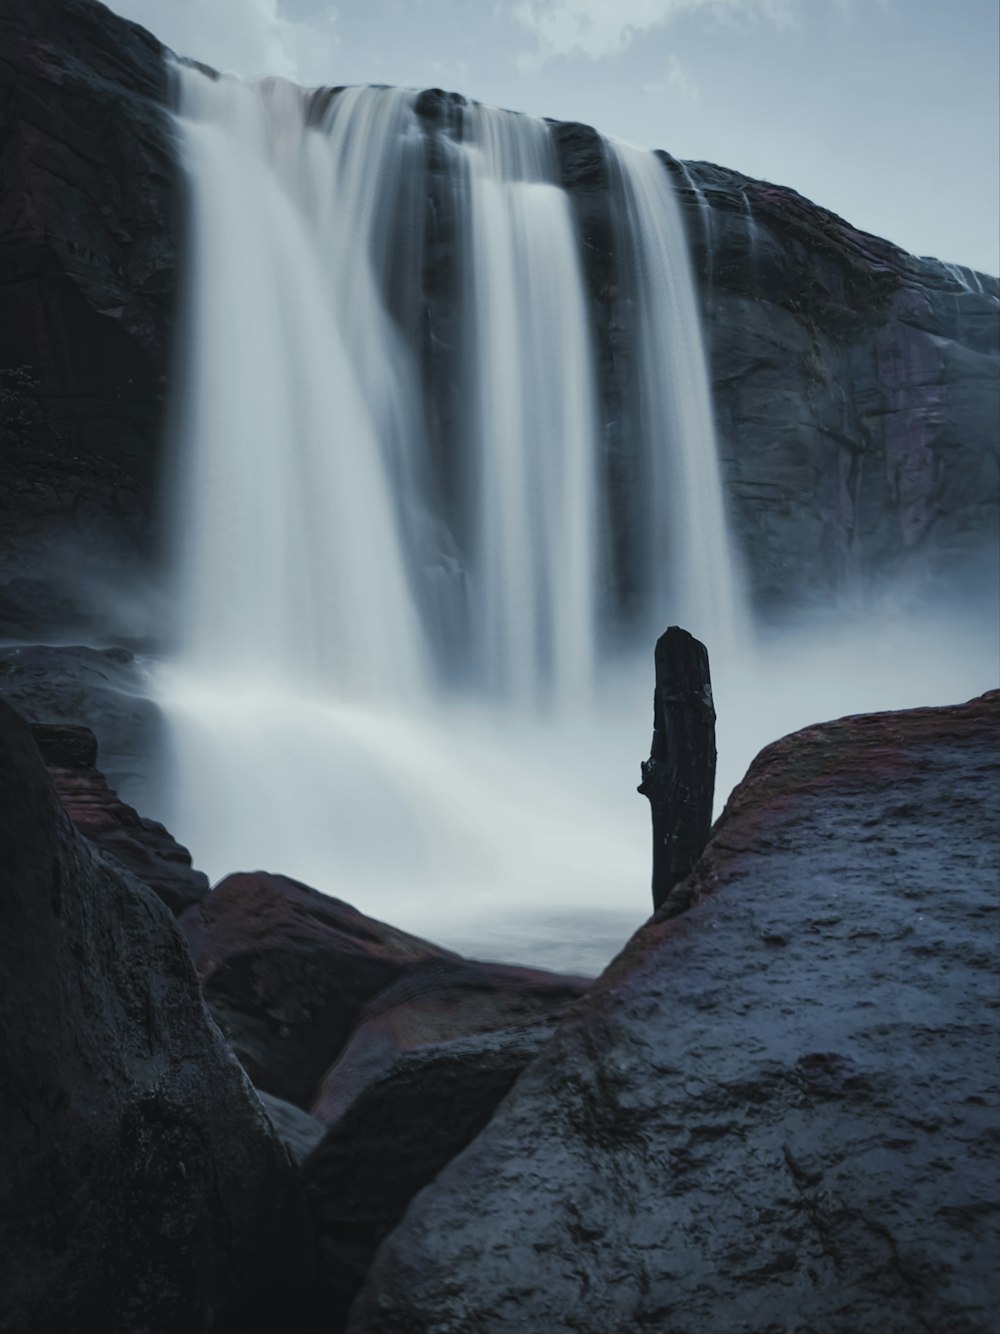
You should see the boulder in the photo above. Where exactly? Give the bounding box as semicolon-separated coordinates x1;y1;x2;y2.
351;691;1000;1334
178;872;455;1108
305;956;588;1326
0;699;315;1334
31;720;207;913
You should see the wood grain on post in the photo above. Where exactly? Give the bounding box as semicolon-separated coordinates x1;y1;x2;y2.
637;626;717;912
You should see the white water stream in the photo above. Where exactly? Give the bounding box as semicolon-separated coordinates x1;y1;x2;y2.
158;67;745;971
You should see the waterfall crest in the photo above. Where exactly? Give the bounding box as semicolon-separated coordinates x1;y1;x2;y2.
159;65;743;964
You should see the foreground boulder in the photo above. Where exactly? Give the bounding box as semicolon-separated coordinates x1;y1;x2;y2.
352;692;1000;1333
32;720;207;913
0;701;314;1333
179;872;455;1107
304;957;588;1324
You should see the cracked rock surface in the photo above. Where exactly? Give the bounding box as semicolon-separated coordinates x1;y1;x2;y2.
352;691;1000;1334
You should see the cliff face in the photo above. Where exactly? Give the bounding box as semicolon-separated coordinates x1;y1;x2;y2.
0;0;996;642
672;159;1000;620
0;0;175;640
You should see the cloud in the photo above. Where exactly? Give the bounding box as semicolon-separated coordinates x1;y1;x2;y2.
641;53;700;103
512;0;796;65
108;0;340;85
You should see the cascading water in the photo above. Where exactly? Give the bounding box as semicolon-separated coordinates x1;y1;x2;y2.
158;63;743;970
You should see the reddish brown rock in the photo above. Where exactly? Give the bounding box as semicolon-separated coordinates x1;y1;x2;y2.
352;692;1000;1334
31;721;207;913
179;872;455;1108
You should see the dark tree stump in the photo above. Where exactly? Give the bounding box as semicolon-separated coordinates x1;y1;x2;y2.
638;627;717;911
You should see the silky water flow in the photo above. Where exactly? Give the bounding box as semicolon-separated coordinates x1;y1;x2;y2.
158;66;747;972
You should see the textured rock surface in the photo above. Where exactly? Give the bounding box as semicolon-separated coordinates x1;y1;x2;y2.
32;720;207;912
352;692;1000;1334
0;0;175;640
668;157;1000;620
0;643;161;808
304;958;586;1325
0;700;314;1334
179;872;455;1108
310;954;589;1125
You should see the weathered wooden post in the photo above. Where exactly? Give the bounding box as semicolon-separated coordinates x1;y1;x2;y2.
637;626;717;912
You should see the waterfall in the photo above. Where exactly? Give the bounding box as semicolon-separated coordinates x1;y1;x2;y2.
158;64;743;968
606;140;743;657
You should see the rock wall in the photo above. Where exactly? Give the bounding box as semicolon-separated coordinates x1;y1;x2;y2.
671;158;1000;620
0;0;176;640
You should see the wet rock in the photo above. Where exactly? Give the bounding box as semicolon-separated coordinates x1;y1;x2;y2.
32;720;207;913
305;957;587;1326
257;1091;327;1166
0;0;176;641
668;158;1000;621
0;699;314;1334
310;954;589;1125
352;691;1000;1334
0;642;161;809
179;872;455;1108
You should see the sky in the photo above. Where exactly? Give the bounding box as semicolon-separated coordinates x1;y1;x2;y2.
108;0;999;274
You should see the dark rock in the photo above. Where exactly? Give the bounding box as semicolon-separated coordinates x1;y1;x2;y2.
667;158;1000;621
257;1091;327;1166
351;691;1000;1334
32;720;207;913
0;0;176;641
178;872;455;1108
0;642;161;809
309;954;589;1125
304;957;587;1327
637;626;716;910
0;699;315;1333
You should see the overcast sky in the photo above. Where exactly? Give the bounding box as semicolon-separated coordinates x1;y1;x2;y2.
109;0;999;274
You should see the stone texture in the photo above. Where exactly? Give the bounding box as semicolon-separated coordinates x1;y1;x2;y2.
32;720;207;913
0;0;176;640
666;157;1000;621
305;956;587;1327
351;691;1000;1334
0;642;162;811
0;700;315;1334
179;871;455;1108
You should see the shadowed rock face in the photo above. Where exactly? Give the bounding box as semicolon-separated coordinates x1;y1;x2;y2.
304;957;588;1328
0;0;176;640
0;700;314;1334
31;720;207;912
666;158;1000;620
351;692;1000;1334
179;872;456;1108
